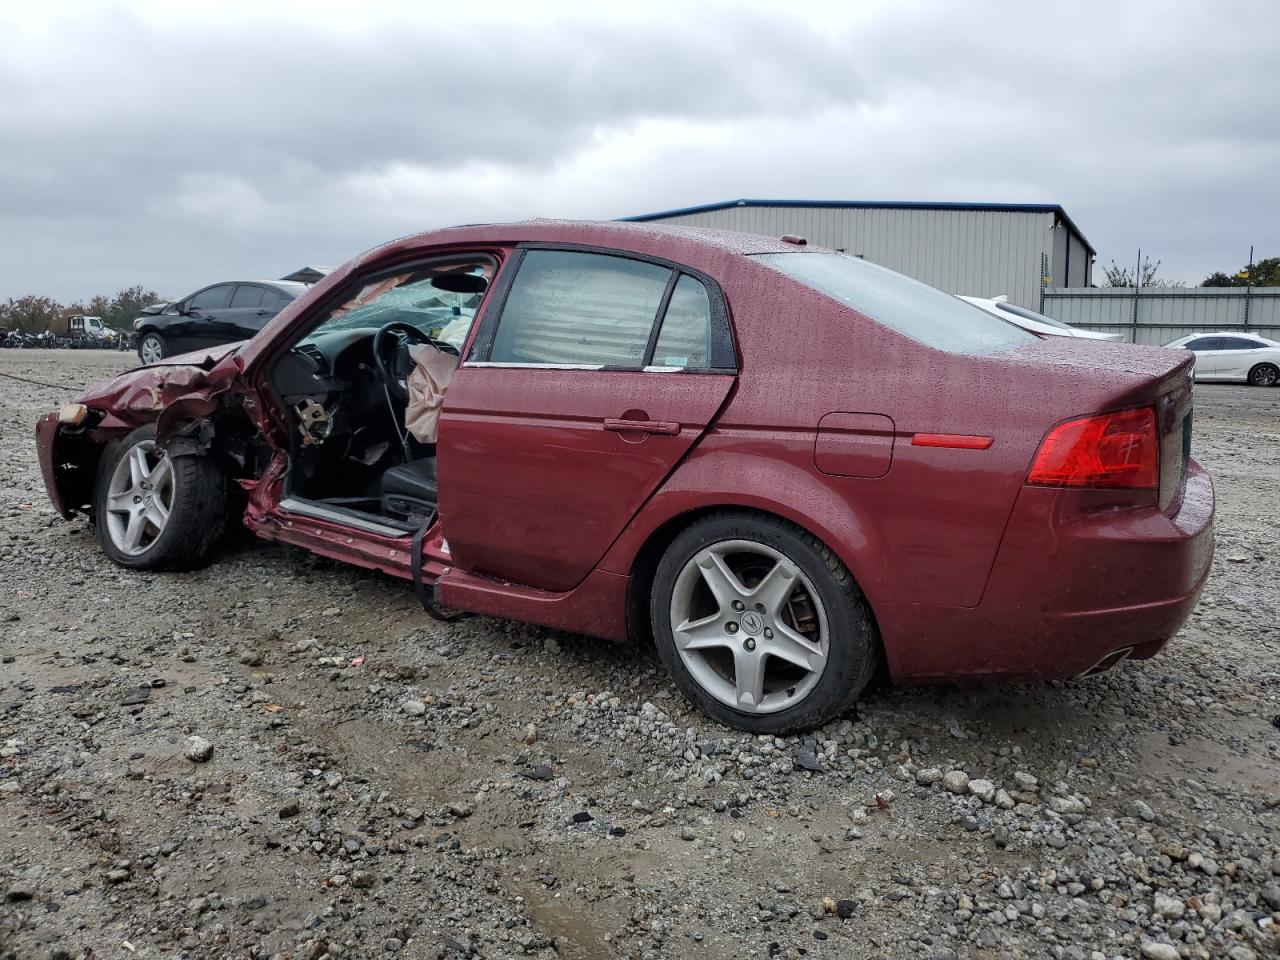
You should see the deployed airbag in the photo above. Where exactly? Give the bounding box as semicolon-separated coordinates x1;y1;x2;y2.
404;343;459;443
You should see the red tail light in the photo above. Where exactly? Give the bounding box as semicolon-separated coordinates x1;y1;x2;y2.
1027;407;1159;490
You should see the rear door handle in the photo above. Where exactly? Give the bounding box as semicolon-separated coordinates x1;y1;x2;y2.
603;418;681;436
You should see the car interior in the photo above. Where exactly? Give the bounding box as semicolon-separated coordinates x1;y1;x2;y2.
268;256;493;532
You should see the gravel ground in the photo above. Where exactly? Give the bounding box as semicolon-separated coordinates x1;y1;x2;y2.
2;349;1278;960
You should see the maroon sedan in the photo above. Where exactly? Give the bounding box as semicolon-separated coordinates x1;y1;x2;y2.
35;221;1214;732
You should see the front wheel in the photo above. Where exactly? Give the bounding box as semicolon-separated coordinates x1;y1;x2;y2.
1248;363;1278;387
650;511;879;734
138;332;165;364
94;424;228;570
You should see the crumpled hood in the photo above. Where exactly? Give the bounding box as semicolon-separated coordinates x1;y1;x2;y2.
73;342;245;425
152;341;245;369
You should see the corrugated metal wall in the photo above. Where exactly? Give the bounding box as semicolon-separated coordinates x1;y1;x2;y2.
643;206;1063;308
1041;287;1280;345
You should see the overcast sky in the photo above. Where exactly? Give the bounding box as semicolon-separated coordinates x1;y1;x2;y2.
1;0;1276;302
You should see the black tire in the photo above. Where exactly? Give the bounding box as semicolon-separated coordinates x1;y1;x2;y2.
650;511;879;734
93;424;228;570
138;331;166;364
1247;363;1278;387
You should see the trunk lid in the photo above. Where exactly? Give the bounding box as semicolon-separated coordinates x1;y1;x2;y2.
994;338;1194;510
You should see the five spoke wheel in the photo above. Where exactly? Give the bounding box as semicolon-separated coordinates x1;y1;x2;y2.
669;539;829;715
104;440;174;556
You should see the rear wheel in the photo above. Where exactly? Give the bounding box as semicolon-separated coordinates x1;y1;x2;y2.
138;332;165;364
651;511;878;733
94;424;227;570
1248;363;1278;387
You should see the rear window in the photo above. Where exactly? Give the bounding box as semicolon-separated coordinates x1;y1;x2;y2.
995;300;1073;332
755;252;1034;354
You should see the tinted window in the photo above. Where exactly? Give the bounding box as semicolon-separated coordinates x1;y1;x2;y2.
189;284;233;310
1183;337;1221;351
652;275;712;369
230;285;266;308
262;288;294;310
757;253;1033;354
491;251;671;366
1219;336;1263;350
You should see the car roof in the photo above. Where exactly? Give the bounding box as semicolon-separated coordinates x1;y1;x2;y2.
367;218;809;262
192;279;309;296
1183;330;1276;340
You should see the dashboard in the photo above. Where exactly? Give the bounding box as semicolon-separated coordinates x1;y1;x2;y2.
274;329;377;400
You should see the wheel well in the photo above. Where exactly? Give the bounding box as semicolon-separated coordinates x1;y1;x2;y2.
1249;361;1278;374
623;505;879;647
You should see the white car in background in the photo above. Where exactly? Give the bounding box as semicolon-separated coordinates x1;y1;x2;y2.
958;295;1124;341
1165;332;1280;386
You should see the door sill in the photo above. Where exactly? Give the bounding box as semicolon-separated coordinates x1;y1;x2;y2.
278;497;416;537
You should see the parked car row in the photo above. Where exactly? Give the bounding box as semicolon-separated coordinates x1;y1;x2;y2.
2;316;133;350
954;298;1279;387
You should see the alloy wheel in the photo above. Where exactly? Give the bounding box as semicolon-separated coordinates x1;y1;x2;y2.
104;440;174;556
668;539;829;714
139;336;162;364
1253;366;1278;386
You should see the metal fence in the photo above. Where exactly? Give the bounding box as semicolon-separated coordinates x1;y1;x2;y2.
1039;286;1280;345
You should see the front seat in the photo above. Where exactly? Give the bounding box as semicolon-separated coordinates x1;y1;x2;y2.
380;457;437;523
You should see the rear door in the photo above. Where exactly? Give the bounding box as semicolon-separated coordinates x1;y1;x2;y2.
437;247;737;592
216;283;268;342
1216;336;1265;380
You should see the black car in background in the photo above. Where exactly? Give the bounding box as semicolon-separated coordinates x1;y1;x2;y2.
134;280;308;363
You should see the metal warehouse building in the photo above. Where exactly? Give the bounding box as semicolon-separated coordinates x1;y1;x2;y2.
622;199;1095;309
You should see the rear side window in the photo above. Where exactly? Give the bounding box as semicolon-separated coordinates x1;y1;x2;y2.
652;275;712;369
491;250;671;366
1184;337;1221;350
1219;336;1262;350
756;252;1034;354
189;284;233;310
263;288;293;309
230;285;266;308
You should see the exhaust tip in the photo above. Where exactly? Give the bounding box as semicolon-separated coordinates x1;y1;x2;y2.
1080;647;1133;678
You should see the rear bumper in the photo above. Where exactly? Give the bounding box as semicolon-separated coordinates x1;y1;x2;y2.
879;461;1215;682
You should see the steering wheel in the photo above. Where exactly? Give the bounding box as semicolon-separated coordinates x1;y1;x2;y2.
372;321;459;402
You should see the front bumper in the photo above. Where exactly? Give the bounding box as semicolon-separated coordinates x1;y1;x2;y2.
35;412;73;519
879;461;1215;682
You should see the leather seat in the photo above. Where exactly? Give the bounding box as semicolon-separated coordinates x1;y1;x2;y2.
380;457;438;522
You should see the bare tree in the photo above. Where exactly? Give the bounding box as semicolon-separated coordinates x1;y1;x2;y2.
1102;256;1182;288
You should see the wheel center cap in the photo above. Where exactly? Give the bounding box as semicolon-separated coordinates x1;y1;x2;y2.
740;611;765;636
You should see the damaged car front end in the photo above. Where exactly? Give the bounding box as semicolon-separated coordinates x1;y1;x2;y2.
35;343;249;520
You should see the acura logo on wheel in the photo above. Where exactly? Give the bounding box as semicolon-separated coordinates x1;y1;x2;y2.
741;611;764;636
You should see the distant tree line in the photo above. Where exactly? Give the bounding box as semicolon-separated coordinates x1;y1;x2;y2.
1101;254;1279;290
0;286;165;335
1201;256;1280;287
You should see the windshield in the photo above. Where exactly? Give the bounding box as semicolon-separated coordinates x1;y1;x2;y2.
300;260;491;351
755;252;1034;354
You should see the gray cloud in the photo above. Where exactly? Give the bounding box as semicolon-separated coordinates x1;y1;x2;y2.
0;1;1276;301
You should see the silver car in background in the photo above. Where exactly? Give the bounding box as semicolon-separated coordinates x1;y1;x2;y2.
958;295;1124;341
